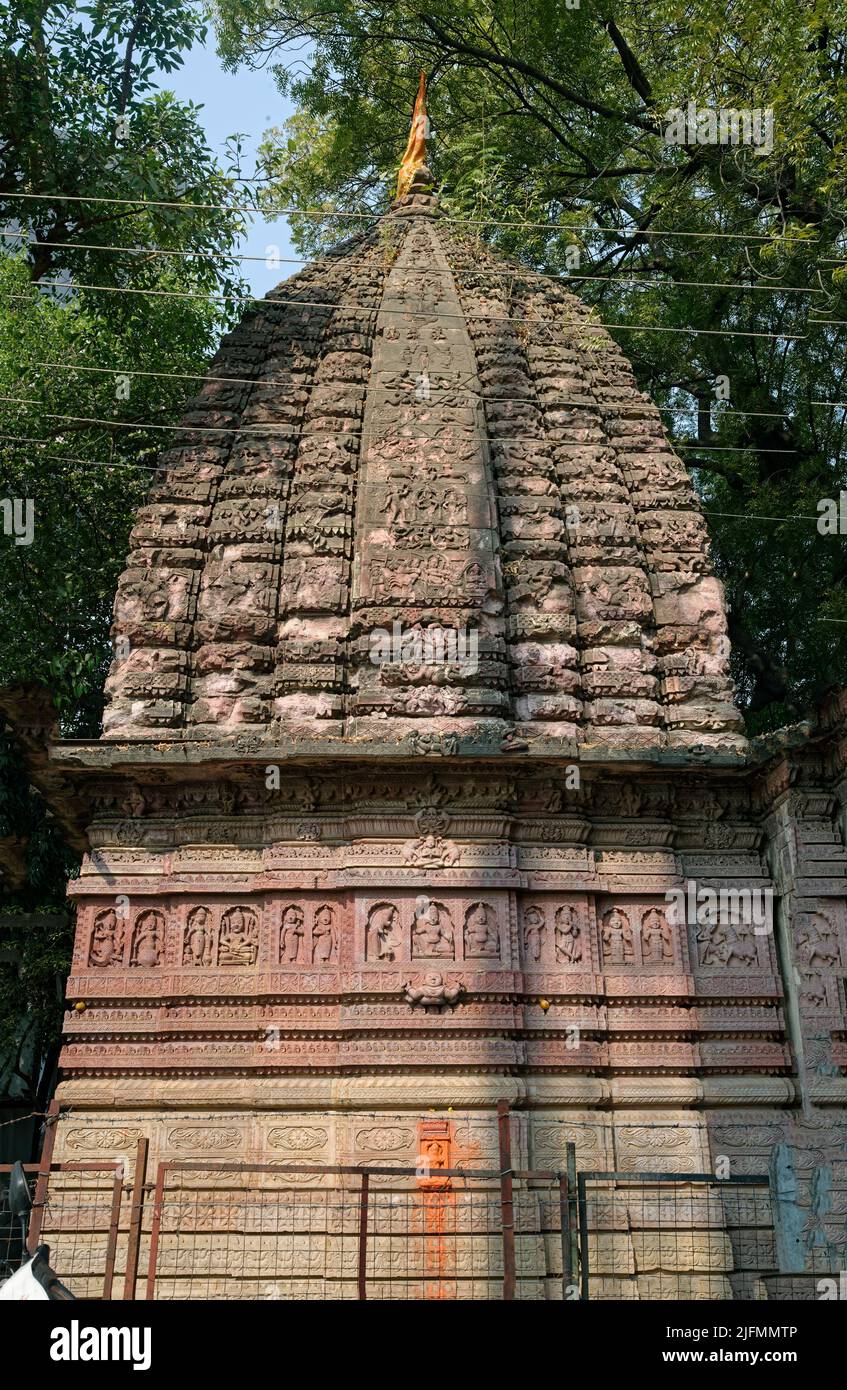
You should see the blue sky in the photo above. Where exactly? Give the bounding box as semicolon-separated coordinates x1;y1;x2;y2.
159;38;300;295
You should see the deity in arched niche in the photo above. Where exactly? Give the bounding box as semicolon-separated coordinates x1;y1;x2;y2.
601;908;633;966
523;906;546;964
368;902;401;962
641;907;673;964
554;905;582;965
464;903;499;958
412;900;454;958
219;906;258;965
131;910;164;967
279;905;305;964
183;906;212;967
312;904;337;964
89;908;123;968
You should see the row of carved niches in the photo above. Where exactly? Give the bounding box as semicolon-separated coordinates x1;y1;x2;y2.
82;901;339;971
76;890;805;981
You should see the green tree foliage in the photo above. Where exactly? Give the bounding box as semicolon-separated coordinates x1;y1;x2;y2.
0;0;248;725
0;733;77;1107
0;0;248;1107
215;0;847;727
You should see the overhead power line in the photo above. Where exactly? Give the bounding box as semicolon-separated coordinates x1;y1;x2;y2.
2;189;822;244
27;357;847;416
7;280;809;341
0;431;835;527
0;231;823;297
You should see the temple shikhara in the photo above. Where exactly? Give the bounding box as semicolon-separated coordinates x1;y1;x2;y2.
6;87;847;1299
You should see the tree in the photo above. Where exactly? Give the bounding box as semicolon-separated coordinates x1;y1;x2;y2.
0;0;249;1119
214;0;847;727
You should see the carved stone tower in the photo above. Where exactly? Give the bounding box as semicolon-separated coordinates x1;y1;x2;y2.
9;87;847;1297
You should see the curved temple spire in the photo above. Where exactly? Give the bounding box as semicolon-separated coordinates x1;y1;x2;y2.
396;71;429;199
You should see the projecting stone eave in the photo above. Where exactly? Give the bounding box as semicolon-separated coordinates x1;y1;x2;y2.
45;732;751;774
11;679;847;839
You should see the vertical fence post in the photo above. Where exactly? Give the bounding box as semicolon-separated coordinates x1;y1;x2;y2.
144;1162;167;1301
577;1173;590;1300
28;1097;60;1249
497;1100;516;1300
123;1138;148;1300
102;1168;124;1300
357;1170;369;1300
567;1142;578;1295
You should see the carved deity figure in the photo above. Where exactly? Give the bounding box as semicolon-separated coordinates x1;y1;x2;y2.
131;910;164;968
641;908;673;965
183;906;212;967
386;481;412;527
218;906;258;965
402;833;459;868
554;905;582;965
89;909;123;967
464;902;499;958
403;972;464;1011
523;906;546;964
311;904;337;964
279;905;305;964
368;903;401;962
695;903;725;966
412;900;454;958
601;908;633;966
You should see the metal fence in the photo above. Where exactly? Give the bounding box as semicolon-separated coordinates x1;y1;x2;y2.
143;1163;570;1301
1;1104;794;1301
577;1171;775;1300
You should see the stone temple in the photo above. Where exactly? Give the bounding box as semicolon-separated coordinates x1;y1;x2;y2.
7;99;847;1297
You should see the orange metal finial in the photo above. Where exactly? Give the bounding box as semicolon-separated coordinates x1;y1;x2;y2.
396;72;429;200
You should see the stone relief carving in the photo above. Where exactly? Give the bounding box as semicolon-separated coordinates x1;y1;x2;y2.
89;908;124;967
553;905;583;965
183;906;213;967
268;1127;328;1151
64;1127;143;1151
463;902;500;957
523;905;546;963
355;1127;413;1152
641;907;673;964
797;912;840;969
367;902;402;962
800;972;828;1010
218;906;258;966
407;731;459;755
168;1127;240;1152
412;899;455;958
130;909;164;967
402;833;459;868
601;907;634;966
311;904;338;963
279;905;305;964
403;972;464;1010
695;904;758;968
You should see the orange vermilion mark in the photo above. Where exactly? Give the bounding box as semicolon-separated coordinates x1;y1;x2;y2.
417;1120;455;1299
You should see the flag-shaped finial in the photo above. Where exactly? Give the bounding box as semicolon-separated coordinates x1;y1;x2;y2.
397;73;429;200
